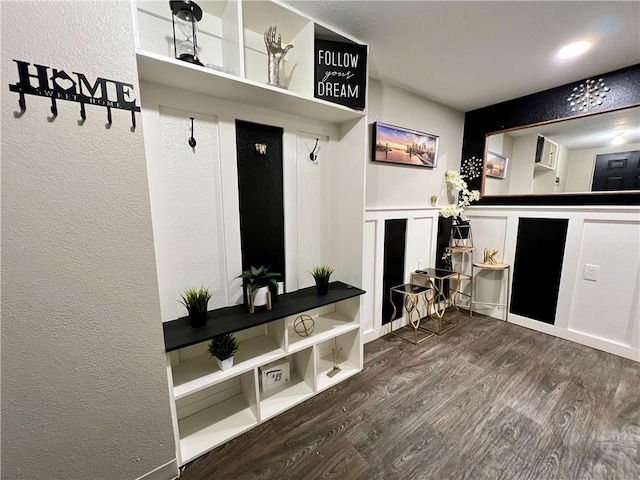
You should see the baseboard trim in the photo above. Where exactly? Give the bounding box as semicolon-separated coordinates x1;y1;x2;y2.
136;458;179;480
509;314;639;362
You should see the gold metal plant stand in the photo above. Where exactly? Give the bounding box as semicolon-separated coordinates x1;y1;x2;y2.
412;268;462;335
389;283;434;345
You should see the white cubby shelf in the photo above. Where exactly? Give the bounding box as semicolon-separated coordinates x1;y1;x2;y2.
164;284;364;465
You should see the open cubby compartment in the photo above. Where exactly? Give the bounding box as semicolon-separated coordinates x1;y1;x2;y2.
258;347;315;421
241;0;314;96
286;297;360;353
176;370;259;465
135;0;243;76
316;328;361;392
170;320;285;400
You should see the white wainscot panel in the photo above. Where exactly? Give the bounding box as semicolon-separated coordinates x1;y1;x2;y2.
406;217;434;272
157;107;228;320
466;215;509;315
568;220;640;347
296;132;330;289
361;220;377;340
465;215;508;264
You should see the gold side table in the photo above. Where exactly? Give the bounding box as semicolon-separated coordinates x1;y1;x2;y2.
449;246;475;316
412;268;461;335
470;262;511;322
389;283;435;345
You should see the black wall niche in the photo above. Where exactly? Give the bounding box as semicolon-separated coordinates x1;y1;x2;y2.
461;63;640;205
511;218;569;324
382;219;407;325
235;120;285;287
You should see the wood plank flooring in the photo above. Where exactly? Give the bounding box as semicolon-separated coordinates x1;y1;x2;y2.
179;315;640;480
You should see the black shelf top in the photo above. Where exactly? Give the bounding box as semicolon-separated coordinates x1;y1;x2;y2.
163;281;365;352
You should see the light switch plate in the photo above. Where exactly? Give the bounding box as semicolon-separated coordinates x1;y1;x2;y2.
584;264;600;281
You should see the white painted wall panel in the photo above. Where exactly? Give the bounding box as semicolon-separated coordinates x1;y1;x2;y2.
361;220;377;340
569;220;640;346
155;108;228;320
296;132;330;289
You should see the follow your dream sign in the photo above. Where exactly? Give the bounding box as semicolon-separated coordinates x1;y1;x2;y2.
315;39;367;110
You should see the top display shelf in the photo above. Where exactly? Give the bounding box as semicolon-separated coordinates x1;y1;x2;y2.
133;0;367;123
136;50;364;123
163;281;365;352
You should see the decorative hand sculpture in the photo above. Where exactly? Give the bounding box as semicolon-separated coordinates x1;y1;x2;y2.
264;26;293;88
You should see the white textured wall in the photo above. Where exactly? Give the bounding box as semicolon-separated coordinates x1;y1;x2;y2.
1;2;176;479
565;143;640;192
366;79;464;208
509;134;536;194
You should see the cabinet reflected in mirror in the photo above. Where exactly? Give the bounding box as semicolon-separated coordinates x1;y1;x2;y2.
483;106;640;196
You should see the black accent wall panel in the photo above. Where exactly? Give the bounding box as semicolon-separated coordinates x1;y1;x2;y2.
235;120;285;283
511;218;569;324
382;219;407;325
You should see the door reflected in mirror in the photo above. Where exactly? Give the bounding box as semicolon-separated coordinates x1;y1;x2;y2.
483;106;640;196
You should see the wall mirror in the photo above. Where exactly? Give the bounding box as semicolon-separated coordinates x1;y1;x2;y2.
482;106;640;196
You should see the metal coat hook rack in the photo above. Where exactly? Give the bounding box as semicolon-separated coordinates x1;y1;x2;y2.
9;59;141;129
309;138;319;163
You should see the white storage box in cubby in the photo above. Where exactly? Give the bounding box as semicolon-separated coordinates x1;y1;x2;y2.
259;358;290;392
258;348;314;421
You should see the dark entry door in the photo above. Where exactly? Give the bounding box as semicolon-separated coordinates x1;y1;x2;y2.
591;150;640;191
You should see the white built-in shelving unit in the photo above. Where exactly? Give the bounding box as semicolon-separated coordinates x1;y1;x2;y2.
132;0;369;466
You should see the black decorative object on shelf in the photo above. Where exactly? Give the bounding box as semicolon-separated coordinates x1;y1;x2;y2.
188;117;196;148
170;0;204;66
8;59;139;128
315;39;367;110
163;281;365;352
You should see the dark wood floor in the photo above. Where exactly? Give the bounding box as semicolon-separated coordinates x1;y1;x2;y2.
180;315;640;480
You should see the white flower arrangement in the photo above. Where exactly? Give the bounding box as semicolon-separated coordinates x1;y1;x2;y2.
439;170;480;218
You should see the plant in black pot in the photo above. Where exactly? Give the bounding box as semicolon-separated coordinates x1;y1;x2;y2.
310;265;334;295
238;265;280;313
207;333;239;371
179;287;212;327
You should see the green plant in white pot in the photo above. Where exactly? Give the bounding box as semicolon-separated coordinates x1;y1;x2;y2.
238;265;280;313
310;265;334;295
179;287;212;327
207;333;239;371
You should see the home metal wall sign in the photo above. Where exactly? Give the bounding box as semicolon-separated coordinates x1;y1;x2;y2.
9;60;140;128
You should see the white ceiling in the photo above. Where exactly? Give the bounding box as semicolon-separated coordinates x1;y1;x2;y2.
283;0;640;112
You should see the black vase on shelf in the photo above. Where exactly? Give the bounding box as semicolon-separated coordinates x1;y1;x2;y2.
315;278;329;295
188;310;208;328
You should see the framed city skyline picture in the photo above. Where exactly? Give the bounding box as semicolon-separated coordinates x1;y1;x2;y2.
372;122;439;168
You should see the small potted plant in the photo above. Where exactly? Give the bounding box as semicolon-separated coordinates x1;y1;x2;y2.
310;265;334;295
179;287;213;327
238;265;280;313
207;333;239;371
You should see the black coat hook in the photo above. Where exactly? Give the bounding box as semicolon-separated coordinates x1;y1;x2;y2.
188;117;196;148
309;138;319;162
107;106;112;125
80;102;86;121
50;98;58;117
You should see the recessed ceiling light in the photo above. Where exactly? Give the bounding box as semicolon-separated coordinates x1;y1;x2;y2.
612;134;624;146
557;41;591;59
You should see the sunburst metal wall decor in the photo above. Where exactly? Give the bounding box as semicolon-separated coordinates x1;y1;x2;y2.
567;78;610;112
461;156;483;180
